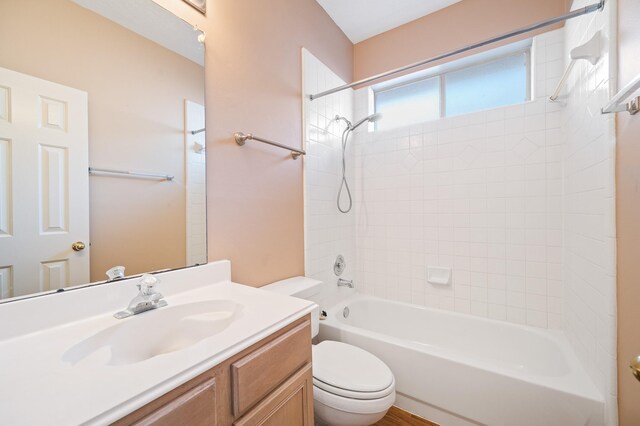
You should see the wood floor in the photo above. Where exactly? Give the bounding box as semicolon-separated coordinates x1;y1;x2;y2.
374;406;439;426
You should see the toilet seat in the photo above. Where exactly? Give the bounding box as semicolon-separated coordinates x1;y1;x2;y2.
312;341;395;400
313;377;395;400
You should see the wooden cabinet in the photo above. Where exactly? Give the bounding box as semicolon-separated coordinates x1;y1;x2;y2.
114;315;313;426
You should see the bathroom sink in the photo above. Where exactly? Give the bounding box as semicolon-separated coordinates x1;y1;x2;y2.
62;300;242;366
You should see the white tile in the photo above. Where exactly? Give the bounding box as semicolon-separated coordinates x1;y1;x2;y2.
488;303;507;321
526;309;548;327
560;3;617;421
507;307;526;324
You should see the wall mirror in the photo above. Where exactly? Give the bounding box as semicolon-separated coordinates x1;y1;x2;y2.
0;0;206;303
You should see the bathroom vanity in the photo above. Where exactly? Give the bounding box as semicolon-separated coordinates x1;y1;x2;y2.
115;315;313;426
0;261;316;425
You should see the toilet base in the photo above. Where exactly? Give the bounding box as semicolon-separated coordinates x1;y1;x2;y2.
314;399;389;426
312;384;395;426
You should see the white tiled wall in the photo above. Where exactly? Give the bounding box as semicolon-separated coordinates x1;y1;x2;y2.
352;30;566;329
561;0;617;424
302;49;355;307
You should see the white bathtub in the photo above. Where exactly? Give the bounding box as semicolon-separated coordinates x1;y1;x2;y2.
318;293;604;426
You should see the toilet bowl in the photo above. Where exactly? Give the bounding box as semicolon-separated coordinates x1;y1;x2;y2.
313;340;395;425
263;277;396;426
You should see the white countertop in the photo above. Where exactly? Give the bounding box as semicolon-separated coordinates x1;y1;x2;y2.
0;262;314;425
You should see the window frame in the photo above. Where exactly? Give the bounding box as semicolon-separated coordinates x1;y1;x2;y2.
373;47;532;127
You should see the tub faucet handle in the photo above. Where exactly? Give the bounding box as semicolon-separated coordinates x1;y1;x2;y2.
337;278;354;288
334;255;346;276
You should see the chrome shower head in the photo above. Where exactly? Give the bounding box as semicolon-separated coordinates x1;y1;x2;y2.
335;115;352;128
335;113;382;131
351;113;382;130
334;113;381;214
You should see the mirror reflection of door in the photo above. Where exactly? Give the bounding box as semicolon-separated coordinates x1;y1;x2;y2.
0;67;90;298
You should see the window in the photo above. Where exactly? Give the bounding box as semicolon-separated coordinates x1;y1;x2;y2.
375;77;440;132
374;48;530;130
445;53;529;116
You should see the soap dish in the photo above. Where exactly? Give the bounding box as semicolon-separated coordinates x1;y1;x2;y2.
427;266;452;285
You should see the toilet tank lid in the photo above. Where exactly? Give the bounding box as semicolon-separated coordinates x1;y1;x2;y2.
263;276;323;299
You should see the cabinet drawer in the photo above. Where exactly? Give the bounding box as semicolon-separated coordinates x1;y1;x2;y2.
131;377;216;426
231;320;311;416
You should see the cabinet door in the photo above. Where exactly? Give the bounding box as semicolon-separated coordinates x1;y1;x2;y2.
235;364;313;426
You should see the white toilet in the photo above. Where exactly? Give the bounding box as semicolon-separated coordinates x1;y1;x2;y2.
264;277;395;426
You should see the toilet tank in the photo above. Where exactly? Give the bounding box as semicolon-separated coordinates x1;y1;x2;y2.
262;277;323;337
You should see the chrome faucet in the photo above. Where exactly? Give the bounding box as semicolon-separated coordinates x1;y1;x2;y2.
337;278;354;288
114;274;168;319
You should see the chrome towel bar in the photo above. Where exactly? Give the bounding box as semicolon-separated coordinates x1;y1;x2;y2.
234;132;306;160
88;167;174;181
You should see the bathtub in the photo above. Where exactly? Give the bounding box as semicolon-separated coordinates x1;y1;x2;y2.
318;293;603;426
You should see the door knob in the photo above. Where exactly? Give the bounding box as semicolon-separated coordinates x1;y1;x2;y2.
72;241;86;252
630;355;640;382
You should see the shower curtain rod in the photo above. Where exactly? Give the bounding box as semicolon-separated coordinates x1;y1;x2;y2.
309;1;605;100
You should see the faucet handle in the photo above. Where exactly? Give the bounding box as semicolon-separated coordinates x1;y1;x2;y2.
138;274;159;294
337;278;354;288
106;265;126;281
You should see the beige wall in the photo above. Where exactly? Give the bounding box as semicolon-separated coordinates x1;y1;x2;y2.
153;0;353;286
353;0;567;83
0;0;205;282
616;0;640;423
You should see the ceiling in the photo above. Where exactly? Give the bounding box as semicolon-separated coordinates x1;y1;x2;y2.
73;0;204;66
316;0;463;44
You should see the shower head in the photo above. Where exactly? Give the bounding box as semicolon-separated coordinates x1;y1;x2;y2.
351;113;382;130
335;113;381;214
335;115;352;128
335;113;382;131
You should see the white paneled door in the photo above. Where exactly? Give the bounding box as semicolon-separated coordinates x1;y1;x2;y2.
0;67;89;299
